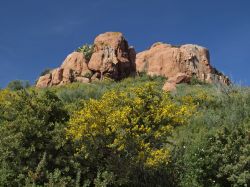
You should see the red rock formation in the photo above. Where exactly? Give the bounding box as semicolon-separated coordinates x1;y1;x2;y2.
36;32;136;88
36;32;230;89
88;32;136;80
36;73;52;88
136;42;230;91
36;52;90;88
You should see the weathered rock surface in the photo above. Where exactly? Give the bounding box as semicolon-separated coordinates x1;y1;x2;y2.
36;73;52;88
36;52;90;88
162;73;191;92
61;52;89;76
136;42;230;91
88;32;136;80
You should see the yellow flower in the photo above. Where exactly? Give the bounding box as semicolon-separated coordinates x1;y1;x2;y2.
66;83;196;170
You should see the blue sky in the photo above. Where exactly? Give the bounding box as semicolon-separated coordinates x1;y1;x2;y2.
0;0;249;87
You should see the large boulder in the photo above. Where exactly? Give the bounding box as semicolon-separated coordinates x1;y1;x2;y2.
61;52;89;76
136;42;230;86
36;52;90;88
36;73;52;88
162;73;191;92
88;32;136;80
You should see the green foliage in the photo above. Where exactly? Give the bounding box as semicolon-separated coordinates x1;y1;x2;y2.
0;90;77;186
0;75;249;186
76;44;94;61
172;125;250;187
189;76;207;85
93;171;115;187
82;70;93;79
0;75;167;186
194;125;250;186
170;84;250;187
7;80;30;91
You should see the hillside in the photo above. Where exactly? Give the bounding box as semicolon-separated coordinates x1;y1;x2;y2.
1;0;250;185
0;74;249;186
0;32;249;187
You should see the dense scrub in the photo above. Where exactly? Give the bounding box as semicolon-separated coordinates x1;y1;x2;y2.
0;75;249;186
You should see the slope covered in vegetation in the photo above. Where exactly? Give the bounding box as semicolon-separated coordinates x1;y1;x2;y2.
0;75;249;186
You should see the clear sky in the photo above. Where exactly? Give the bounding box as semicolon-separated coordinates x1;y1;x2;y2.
0;0;249;88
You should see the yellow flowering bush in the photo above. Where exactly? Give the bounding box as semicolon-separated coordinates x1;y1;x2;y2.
0;89;19;122
67;83;195;184
0;89;16;105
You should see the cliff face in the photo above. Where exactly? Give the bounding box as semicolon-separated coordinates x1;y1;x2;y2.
36;32;230;90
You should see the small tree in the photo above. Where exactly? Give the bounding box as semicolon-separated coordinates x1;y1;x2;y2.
193;125;250;186
0;90;76;186
76;44;94;61
7;80;30;91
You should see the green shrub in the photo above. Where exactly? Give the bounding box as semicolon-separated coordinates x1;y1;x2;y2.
196;125;250;186
189;76;207;85
0;90;78;186
170;85;250;187
7;80;30;91
82;71;93;79
76;44;94;61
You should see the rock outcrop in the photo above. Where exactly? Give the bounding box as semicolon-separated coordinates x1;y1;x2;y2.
88;32;136;80
36;52;91;88
36;32;136;88
36;32;230;89
136;42;230;88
